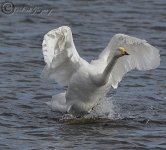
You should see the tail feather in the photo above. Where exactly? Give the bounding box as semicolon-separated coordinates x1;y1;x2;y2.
45;92;67;113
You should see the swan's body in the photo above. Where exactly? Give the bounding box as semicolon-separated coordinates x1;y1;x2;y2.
41;26;160;116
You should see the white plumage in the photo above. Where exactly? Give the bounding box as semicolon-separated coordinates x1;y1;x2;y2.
41;26;160;116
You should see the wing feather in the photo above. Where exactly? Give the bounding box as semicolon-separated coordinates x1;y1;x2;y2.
99;34;160;88
41;26;88;86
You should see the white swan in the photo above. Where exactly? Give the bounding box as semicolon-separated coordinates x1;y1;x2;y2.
41;26;160;117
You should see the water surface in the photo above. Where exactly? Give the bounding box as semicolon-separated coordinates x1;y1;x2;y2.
0;0;166;149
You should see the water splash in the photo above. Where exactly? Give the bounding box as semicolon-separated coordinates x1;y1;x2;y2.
89;97;116;119
60;97;119;124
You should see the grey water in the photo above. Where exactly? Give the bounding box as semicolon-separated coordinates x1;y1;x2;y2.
0;0;166;149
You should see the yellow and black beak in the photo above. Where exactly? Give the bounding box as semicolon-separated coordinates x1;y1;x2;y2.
123;51;129;55
119;47;130;55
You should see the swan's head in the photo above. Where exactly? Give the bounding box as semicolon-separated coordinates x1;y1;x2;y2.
114;47;129;57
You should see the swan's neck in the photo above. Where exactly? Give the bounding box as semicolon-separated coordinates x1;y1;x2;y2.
100;56;119;85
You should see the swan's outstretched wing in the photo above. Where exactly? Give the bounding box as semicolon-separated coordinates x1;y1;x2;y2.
41;26;88;86
98;34;160;88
